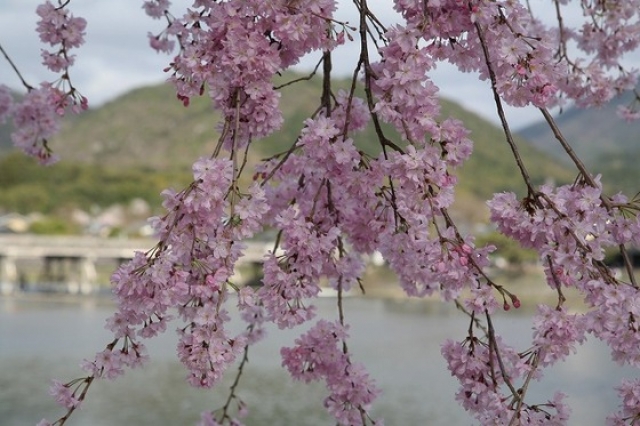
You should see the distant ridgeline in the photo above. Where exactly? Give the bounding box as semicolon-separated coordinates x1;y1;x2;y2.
0;73;576;222
518;88;640;198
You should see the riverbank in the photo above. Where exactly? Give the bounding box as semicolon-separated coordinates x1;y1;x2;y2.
360;264;593;311
1;264;588;314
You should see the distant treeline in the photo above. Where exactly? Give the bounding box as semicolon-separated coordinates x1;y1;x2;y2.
0;152;190;214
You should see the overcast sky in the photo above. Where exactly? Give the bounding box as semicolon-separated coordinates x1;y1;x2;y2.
0;0;633;130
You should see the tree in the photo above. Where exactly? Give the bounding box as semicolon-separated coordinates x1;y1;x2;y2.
2;1;640;425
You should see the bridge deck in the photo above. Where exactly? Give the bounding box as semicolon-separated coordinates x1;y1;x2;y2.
0;235;272;294
0;235;269;262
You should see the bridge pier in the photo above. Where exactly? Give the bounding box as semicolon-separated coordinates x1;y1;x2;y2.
40;256;71;292
241;261;264;287
78;256;98;294
0;255;18;295
40;256;99;294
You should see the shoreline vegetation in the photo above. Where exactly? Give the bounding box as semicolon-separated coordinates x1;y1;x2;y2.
1;263;601;313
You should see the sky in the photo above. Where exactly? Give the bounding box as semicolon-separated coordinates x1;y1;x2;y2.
0;1;636;130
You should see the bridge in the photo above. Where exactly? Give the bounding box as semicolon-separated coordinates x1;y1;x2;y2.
0;235;272;295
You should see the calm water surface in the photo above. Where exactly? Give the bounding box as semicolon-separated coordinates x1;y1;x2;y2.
0;295;636;425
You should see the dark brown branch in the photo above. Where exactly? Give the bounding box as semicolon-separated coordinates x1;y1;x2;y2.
538;108;597;187
357;0;404;155
473;21;535;195
321;50;332;115
273;57;323;90
0;43;34;91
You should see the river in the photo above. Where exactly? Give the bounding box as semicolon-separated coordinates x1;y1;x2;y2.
0;294;636;425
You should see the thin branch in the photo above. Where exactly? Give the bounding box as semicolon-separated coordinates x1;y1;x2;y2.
473;21;535;195
486;312;520;401
219;341;251;419
357;0;404;155
322;50;332;115
508;352;540;426
538;108;597;188
454;298;488;336
273;57;323;90
0;43;34;90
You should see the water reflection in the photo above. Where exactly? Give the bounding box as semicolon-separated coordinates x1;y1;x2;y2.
0;295;636;425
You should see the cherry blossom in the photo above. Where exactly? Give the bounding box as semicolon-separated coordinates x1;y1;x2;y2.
3;1;640;425
608;378;640;425
48;380;81;410
10;84;62;165
532;305;587;367
281;320;381;425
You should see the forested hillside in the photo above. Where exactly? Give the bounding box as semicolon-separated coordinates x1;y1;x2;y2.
518;90;640;197
0;74;575;223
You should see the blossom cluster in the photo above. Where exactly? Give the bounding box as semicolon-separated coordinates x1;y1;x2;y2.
107;157;268;388
393;0;561;108
608;378;640;425
16;0;640;425
488;179;623;280
366;24;500;310
557;1;640;107
46;157;269;423
395;0;640;110
488;182;640;356
256;109;371;328
3;1;88;164
144;0;342;149
442;337;572;424
488;179;640;421
531;305;587;367
281;320;380;425
36;1;86;73
34;1;88;118
9;84;62;164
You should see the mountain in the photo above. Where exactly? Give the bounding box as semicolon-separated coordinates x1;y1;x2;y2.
517;91;640;196
0;102;14;152
51;76;572;183
0;120;10;152
1;74;574;222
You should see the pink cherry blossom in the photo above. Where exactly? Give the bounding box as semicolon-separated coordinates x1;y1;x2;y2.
10;84;61;164
11;1;640;425
608;378;640;425
281;320;380;425
532;305;587;367
49;380;81;410
142;0;170;19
